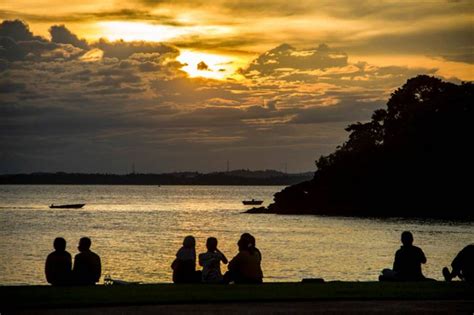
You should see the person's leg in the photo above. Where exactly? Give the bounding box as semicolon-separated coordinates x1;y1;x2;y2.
222;271;235;284
194;270;202;283
442;267;453;281
379;268;397;281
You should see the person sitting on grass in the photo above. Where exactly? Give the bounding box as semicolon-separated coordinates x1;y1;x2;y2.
224;235;263;284
45;237;72;285
443;244;474;282
380;231;428;281
73;237;101;285
172;235;201;283
199;237;228;283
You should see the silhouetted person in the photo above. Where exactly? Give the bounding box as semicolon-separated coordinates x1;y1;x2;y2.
393;231;427;281
171;235;201;283
199;237;228;283
224;234;263;284
443;244;474;282
45;237;72;285
380;231;427;281
73;237;101;285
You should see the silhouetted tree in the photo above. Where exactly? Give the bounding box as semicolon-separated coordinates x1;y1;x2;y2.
268;75;473;219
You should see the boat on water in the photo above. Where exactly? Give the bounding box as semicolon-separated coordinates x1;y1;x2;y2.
242;199;263;206
49;204;85;209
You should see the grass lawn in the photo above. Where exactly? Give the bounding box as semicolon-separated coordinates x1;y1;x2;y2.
1;281;473;310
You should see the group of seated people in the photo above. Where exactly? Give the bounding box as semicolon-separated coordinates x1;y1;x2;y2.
45;237;101;285
171;233;263;284
45;231;472;285
379;231;473;283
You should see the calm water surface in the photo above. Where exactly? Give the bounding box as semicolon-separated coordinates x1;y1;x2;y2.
0;185;472;285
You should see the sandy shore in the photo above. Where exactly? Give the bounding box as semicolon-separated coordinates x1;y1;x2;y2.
9;300;474;315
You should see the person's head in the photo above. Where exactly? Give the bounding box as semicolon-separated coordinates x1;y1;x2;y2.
53;237;66;251
238;237;251;252
78;237;92;252
240;233;256;247
401;231;413;246
182;235;195;249
206;237;218;252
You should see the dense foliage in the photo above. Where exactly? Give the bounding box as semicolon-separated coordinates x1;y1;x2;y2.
268;75;473;219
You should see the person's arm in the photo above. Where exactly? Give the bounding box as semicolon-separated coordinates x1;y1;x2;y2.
198;254;204;267
228;254;240;272
171;258;179;270
393;250;400;272
217;249;228;264
72;254;79;272
45;255;53;284
95;255;102;282
419;248;427;264
66;253;72;271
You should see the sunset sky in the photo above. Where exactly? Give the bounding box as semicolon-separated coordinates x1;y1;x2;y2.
1;0;473;173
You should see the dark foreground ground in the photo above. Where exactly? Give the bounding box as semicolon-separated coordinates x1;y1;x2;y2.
1;282;473;314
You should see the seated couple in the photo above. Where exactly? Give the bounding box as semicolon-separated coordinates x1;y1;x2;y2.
171;233;263;284
45;237;101;286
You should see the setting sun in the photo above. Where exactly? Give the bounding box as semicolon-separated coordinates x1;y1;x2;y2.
177;50;244;80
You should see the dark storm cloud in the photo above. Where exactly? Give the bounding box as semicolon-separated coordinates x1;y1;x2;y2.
0;20;85;62
0;36;26;61
0;19;45;42
49;25;89;49
93;38;179;60
345;24;473;60
290;100;382;124
197;61;209;70
0;80;26;93
244;43;347;76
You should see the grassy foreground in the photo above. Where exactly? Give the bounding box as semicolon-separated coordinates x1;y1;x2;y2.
1;282;473;310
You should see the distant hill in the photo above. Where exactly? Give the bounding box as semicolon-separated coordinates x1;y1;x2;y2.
250;76;473;220
0;170;314;186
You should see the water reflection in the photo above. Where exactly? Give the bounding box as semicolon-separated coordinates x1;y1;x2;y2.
0;185;472;284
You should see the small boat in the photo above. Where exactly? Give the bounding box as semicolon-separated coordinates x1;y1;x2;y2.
49;204;85;209
242;199;263;206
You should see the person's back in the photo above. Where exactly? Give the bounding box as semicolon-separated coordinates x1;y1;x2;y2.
228;250;263;283
172;235;201;283
45;237;72;285
73;237;101;285
199;237;228;283
226;236;263;284
450;244;474;282
393;231;426;281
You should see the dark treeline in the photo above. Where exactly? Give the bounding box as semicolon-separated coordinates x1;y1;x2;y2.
254;76;473;220
0;170;313;186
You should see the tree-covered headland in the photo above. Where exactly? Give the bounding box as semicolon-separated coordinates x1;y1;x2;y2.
261;76;473;219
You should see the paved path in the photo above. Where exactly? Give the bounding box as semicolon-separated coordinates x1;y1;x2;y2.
11;300;474;314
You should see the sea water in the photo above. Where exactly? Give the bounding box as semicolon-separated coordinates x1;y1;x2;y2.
0;185;472;285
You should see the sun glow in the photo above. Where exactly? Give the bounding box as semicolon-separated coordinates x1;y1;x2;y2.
97;21;189;42
96;21;232;43
177;50;244;80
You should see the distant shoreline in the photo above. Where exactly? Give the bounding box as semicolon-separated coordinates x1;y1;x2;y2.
0;170;314;186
